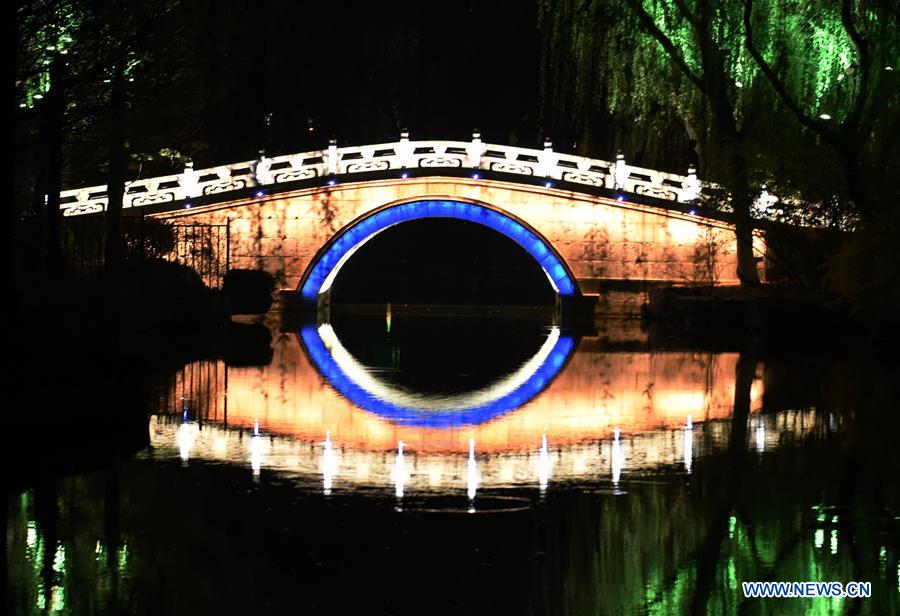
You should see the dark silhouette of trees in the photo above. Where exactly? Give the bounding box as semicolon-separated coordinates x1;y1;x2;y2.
15;0;209;273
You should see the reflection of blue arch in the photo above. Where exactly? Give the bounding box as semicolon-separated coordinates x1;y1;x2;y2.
299;325;576;427
298;199;578;300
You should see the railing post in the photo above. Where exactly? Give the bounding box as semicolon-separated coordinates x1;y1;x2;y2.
140;206;145;263
538;137;554;178
753;184;777;218
613;150;629;191
682;165;700;203
468;129;484;169
397;129;413;169
254;149;271;186
326;137;338;176
225;218;231;275
182;160;201;198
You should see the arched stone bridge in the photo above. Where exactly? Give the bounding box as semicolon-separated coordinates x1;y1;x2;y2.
59;134;767;310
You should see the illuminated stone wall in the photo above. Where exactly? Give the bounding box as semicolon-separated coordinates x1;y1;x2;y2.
154;176;765;297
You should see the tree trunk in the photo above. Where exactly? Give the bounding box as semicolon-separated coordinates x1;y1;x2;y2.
730;353;756;455
840;146;872;222
733;198;761;286
696;10;762;288
104;61;127;272
714;106;761;286
31;113;49;274
45;54;66;276
688;352;756;615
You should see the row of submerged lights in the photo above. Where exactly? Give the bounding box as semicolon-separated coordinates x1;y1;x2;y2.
179;130;776;217
172;414;773;510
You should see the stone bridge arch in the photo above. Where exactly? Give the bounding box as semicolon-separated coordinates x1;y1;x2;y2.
152;175;760;313
297;196;581;303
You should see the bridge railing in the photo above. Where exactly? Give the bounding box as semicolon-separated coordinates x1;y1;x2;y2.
57;133;722;218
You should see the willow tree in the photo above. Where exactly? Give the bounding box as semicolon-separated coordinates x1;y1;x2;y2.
16;0;84;275
79;0;193;270
742;0;900;219
16;0;209;273
541;0;898;284
541;0;767;284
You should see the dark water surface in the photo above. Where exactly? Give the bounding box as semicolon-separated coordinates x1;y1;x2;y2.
6;315;899;615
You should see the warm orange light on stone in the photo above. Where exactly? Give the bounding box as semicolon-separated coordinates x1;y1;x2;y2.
165;329;762;455
154;177;764;296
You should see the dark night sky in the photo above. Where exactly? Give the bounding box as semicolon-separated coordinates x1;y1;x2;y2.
193;0;541;164
175;1;552;305
204;1;550;304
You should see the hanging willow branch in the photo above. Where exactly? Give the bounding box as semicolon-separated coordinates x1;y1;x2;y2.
741;0;843;150
840;0;871;136
671;0;700;26
622;0;708;95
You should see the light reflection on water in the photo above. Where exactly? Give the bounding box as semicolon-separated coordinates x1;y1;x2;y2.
149;409;820;496
302;322;574;423
152;315;763;494
7;315;900;615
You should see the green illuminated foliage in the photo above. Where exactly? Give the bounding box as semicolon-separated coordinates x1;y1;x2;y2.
540;0;899;217
16;2;82;108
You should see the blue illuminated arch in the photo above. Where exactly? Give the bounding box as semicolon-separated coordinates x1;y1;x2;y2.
298;325;576;427
298;199;578;300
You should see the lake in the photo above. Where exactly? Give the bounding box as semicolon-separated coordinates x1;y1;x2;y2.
6;313;899;615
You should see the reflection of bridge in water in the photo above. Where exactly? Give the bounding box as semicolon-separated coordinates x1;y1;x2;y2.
151;408;817;495
298;323;577;427
151;321;788;495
